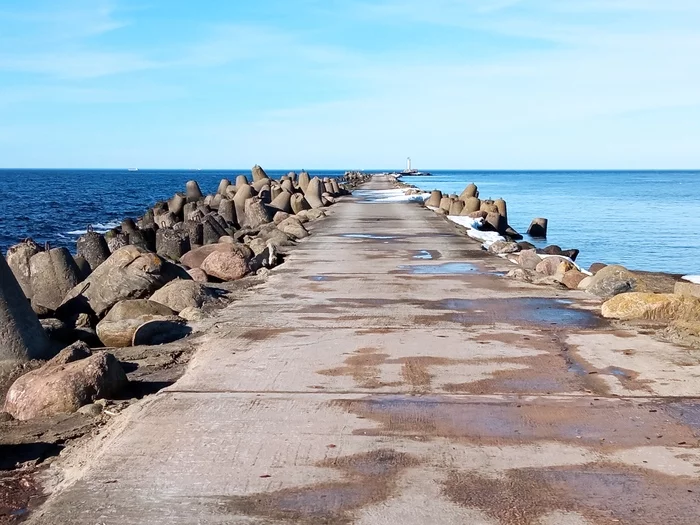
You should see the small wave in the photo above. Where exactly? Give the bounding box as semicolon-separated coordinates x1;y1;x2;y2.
65;220;121;236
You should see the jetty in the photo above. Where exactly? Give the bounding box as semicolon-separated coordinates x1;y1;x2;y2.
21;176;700;523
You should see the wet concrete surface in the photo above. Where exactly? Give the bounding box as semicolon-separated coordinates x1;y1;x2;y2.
29;176;700;524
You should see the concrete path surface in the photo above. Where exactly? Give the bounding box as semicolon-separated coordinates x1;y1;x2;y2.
32;176;700;524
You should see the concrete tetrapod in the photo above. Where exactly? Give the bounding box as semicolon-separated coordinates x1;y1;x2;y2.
0;253;52;363
303;177;325;209
5;238;42;300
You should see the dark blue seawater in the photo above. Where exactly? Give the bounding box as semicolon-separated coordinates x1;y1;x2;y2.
403;170;700;275
0;169;698;275
0;169;344;254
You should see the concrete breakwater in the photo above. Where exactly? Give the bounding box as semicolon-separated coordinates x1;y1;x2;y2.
0;166;363;422
392;176;700;349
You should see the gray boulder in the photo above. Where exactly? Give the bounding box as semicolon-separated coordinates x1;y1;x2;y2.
149;279;216;313
585;265;646;298
487;241;520;255
60;246;178;318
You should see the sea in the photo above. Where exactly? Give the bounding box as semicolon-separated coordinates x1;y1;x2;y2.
0;169;698;275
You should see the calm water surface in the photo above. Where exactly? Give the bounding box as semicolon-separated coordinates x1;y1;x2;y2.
405;170;700;274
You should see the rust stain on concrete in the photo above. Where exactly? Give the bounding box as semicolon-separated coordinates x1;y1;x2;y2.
444;463;700;525
222;450;419;525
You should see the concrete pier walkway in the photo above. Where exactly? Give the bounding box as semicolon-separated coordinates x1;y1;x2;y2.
33;176;700;524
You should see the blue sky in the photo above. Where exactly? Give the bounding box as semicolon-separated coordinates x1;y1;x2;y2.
0;0;699;169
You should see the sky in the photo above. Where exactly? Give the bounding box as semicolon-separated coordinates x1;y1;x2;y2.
0;0;699;169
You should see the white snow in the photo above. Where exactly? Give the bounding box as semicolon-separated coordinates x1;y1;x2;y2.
682;275;700;284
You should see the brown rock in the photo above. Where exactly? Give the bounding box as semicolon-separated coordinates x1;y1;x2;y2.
675;281;700;299
517;250;541;270
585;264;646;298
601;292;700;322
187;268;208;282
201;251;249;281
181;243;250;270
3;342;128;420
589;263;607;274
149;279;216;313
561;269;587;290
535;256;574;276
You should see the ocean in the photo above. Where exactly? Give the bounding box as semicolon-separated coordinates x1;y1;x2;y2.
0;169;698;275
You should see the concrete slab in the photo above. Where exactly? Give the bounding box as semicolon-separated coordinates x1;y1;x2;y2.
30;176;700;524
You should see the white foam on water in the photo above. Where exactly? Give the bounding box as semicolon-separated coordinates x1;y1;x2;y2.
66;220;121;236
682;275;700;284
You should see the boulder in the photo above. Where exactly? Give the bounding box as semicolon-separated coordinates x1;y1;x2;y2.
273;211;291;225
201;251;249;281
536;257;574;276
585;265;646;298
601;292;700;322
589;263;607;274
541;245;563;256
102;299;175;322
132;318;192;346
517;241;536;251
5;238;42;299
675;281;700;299
60;246;178;318
149;279;216;313
181;243;251;270
277;217;309;239
517;249;542;270
3;342;128;420
561;269;587;290
30;248;82;313
0;254;52;362
303;177;325;209
97;315;175;348
248;237;268;255
179;307;207;322
506;268;537;282
306;208;326;221
487;241;520;255
243;197;272;228
187;268;209;282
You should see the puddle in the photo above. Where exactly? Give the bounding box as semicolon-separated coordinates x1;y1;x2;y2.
341;234;399;240
397;262;482;275
426;298;601;329
333;396;698;448
411;249;442;260
221;450;418;524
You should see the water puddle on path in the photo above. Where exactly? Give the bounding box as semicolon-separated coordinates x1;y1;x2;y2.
341;234;399;240
424;297;601;329
397;262;482;274
411;250;442;260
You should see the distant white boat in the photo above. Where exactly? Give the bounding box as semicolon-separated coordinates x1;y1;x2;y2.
127;168;139;172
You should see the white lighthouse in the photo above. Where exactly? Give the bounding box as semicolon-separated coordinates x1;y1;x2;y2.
407;157;412;171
